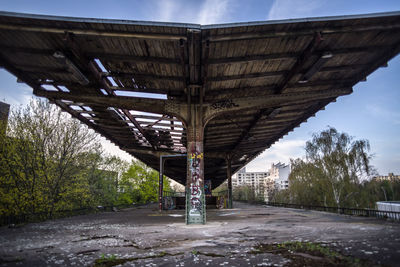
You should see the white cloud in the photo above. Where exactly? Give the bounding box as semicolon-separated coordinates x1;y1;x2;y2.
100;137;134;163
152;0;231;24
156;0;179;22
366;104;400;125
197;0;230;25
245;139;306;172
268;0;326;20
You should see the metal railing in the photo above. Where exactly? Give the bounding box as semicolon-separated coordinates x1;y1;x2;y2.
163;190;185;197
212;190;228;197
266;202;400;221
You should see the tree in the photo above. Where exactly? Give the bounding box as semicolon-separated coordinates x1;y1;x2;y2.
233;185;264;203
287;127;375;208
0;99;103;217
119;160;170;204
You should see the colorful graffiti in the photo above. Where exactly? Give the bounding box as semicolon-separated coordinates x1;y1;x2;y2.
217;195;227;209
188;142;204;221
163;196;175;210
204;180;212;196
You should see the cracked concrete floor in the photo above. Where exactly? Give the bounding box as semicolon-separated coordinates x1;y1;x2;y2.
1;202;399;266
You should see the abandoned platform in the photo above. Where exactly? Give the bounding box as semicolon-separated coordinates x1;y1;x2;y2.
1;202;399;266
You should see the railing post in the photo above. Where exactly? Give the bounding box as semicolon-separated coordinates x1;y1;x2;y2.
159;156;164;212
226;154;233;209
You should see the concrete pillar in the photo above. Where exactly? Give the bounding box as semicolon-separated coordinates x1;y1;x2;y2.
226;155;233;209
186;139;205;224
185;97;206;224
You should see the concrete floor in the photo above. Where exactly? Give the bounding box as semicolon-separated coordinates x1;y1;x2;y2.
1;202;399;266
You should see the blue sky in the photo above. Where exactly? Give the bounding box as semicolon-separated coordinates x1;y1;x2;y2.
1;0;399;175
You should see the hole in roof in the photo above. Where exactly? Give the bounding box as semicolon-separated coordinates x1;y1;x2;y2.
94;59;107;72
81;106;93;111
130;111;160;116
100;88;108;95
42;84;58;91
58;86;70;92
70;105;82;111
117;79;124;87
107;77;118;87
114;90;167;99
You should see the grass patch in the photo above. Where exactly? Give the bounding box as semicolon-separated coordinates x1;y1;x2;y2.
196;251;225;257
0;257;23;264
93;252;180;267
249;241;372;267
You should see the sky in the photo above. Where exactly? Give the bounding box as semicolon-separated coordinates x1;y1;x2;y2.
0;0;399;175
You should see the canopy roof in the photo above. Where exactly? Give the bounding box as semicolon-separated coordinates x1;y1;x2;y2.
1;11;399;187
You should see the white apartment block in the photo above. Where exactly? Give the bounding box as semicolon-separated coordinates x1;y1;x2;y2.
233;167;269;195
264;162;290;201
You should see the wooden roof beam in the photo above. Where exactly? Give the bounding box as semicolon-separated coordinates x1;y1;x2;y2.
109;86;178;95
103;71;184;82
207;70;286;82
33;89;171;115
274;32;323;94
207;23;400;42
206;45;395;65
0;23;187;41
87;52;181;65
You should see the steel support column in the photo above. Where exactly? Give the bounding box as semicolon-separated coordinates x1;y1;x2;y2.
226;155;233;209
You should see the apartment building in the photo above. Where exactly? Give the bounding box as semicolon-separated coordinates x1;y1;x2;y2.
264;162;290;201
374;173;400;181
233;167;269;196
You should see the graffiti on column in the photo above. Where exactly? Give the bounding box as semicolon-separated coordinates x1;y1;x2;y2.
204;180;212;196
164;196;175;210
189;143;203;217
